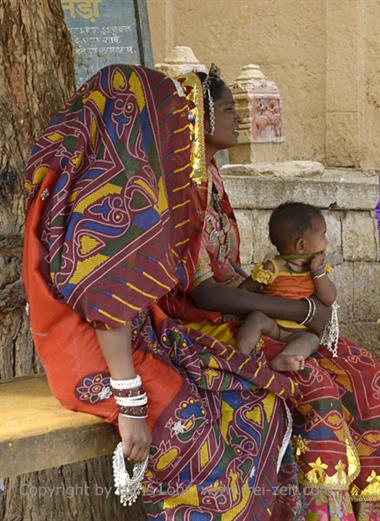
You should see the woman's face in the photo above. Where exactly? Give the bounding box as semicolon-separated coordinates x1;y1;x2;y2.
205;86;241;151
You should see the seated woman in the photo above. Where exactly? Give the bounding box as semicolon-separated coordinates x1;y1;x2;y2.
23;63;379;521
165;68;380;520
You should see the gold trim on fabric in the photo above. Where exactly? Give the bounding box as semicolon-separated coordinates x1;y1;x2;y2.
293;434;310;458
175;72;207;185
350;470;380;502
297;422;361;491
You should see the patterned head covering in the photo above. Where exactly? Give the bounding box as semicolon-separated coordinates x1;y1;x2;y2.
25;65;204;328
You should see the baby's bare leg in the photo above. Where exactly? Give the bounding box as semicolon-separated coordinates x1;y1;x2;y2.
236;310;280;355
270;331;320;372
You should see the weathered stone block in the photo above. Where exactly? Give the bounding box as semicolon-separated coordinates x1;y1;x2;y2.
323;211;342;257
234;209;254;265
340;322;380;356
353;262;380;321
329;263;354;323
342;212;379;261
251;210;277;263
334;178;378;211
326;112;361;167
326;1;361;113
225;161;325;178
221;171;378;211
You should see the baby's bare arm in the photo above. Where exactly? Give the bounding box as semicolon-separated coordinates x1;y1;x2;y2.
238;277;263;292
313;273;337;305
310;254;336;305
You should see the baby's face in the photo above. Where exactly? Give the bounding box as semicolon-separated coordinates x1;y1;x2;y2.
302;217;328;255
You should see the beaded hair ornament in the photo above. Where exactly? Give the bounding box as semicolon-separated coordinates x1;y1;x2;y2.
202;63;221;136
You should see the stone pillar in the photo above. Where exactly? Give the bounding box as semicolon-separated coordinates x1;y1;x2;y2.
229;64;284;164
325;0;365;168
155;45;207;77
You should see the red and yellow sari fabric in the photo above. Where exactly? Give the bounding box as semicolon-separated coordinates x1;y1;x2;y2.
181;167;380;520
24;66;297;521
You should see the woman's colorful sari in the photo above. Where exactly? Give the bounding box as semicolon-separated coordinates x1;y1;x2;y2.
171;163;380;520
23;65;299;521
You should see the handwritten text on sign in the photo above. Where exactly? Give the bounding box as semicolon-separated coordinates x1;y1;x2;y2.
62;0;141;87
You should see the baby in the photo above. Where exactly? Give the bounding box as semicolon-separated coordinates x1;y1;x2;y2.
237;202;336;372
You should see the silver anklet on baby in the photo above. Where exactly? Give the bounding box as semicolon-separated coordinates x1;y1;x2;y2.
112;442;149;506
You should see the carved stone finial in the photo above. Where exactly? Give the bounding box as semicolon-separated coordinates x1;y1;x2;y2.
229;64;284;164
155;46;207;77
235;64;266;83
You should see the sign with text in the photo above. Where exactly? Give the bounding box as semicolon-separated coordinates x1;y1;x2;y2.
62;0;152;87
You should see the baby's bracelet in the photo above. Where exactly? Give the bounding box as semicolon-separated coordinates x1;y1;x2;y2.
311;267;326;280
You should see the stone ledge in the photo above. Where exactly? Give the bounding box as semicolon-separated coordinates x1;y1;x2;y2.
221;167;378;210
222;161;325;178
0;376;118;478
340;322;380;355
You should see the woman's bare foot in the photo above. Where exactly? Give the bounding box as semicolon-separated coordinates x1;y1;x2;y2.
270;353;305;372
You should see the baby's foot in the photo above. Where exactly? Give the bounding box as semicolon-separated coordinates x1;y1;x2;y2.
270;353;305;372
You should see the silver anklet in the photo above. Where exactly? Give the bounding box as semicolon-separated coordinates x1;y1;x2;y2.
320;301;340;357
112;442;148;506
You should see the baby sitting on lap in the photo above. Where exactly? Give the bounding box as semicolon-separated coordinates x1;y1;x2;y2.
238;202;336;372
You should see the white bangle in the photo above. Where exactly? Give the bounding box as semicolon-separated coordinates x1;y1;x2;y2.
115;394;148;407
305;298;316;325
300;297;315;325
110;375;142;390
119;413;148;419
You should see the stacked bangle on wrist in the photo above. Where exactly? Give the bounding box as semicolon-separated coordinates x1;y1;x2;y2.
118;405;148;418
112;387;144;398
300;297;316;326
110;376;147;419
311;267;326;280
110;375;142;389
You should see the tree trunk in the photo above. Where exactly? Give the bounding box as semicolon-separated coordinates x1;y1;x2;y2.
0;0;75;378
0;455;147;521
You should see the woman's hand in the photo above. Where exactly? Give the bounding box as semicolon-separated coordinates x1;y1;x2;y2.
307;297;331;336
118;415;152;463
96;325;151;462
